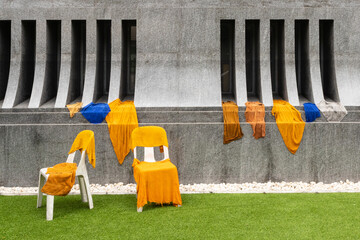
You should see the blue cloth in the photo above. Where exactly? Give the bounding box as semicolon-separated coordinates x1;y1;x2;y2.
303;103;321;122
80;102;111;124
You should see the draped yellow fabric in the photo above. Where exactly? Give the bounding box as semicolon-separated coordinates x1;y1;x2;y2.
272;100;305;154
41;163;77;196
131;126;168;150
245;101;266;139
68;130;96;168
132;158;182;208
222;101;243;144
105;99;138;165
66;102;83;118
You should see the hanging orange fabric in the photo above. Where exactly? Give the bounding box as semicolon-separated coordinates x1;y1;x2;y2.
245;101;266;139
222;101;243;144
66;102;83;118
106;99;138;164
68;130;96;168
272;100;305;154
41;163;77;196
132;158;182;208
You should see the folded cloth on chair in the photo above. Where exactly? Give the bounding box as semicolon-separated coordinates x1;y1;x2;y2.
69;130;96;168
245;101;266;139
132;158;182;208
41;163;77;196
66;102;83;118
106;99;138;165
316;100;347;122
222;101;243;144
303;103;321;122
272;100;305;154
80;102;110;124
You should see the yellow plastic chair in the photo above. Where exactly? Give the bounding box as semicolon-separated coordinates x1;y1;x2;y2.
131;126;182;212
37;130;95;220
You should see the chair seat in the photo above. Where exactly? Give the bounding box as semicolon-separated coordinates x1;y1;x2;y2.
133;158;182;209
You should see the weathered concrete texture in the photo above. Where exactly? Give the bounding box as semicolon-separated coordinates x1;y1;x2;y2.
1;108;360;187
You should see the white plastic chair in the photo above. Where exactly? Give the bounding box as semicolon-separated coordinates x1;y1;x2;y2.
37;149;93;220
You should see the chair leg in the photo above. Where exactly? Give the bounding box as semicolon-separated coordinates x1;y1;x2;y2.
137;207;143;213
78;176;88;203
37;174;45;208
46;195;54;221
83;175;93;209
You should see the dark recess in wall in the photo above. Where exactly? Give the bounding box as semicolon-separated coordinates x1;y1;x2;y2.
0;20;11;100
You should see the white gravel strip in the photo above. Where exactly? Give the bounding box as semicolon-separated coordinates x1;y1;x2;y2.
2;180;360;196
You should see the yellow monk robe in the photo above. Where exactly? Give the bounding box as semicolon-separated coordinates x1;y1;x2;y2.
41;130;96;196
222;101;243;144
41;163;77;196
245;101;266;139
68;130;96;168
106;99;138;164
132;158;182;208
66;102;83;118
272;100;305;154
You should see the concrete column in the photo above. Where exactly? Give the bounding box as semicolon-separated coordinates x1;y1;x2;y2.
81;20;97;105
309;19;324;104
108;19;121;103
28;20;46;108
284;20;300;106
2;20;21;108
54;20;72;108
234;18;247;106
259;19;273;106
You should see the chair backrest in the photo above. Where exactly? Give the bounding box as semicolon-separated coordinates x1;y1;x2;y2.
131;126;169;162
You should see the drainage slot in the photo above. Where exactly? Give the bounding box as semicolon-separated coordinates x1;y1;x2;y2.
0;20;11;100
319;20;339;102
121;20;136;101
41;20;61;106
95;20;111;102
16;20;36;106
270;20;287;100
220;20;236;102
295;20;313;103
246;20;261;102
69;20;86;103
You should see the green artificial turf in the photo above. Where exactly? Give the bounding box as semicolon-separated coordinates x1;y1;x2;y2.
0;193;359;239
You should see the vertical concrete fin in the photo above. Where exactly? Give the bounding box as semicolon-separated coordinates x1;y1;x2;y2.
259;20;273;106
2;20;21;109
309;20;324;104
28;20;46;108
284;20;300;106
55;20;72;108
81;20;96;105
108;20;121;103
235;19;247;106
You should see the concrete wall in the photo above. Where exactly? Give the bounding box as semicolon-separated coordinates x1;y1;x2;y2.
1;1;360;187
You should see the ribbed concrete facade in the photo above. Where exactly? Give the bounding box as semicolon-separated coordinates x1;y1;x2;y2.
0;1;360;187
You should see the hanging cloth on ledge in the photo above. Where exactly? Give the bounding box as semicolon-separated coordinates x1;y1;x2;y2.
222;101;243;144
41;163;78;196
106;99;138;165
66;102;83;118
303;103;321;122
245;101;266;139
80;102;111;124
316;100;347;122
272;100;305;154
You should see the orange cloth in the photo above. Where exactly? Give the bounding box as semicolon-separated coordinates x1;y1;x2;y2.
132;158;182;208
66;102;83;118
106;99;138;165
222;101;243;144
245;101;266;139
68;130;96;168
41;163;77;196
131;126;168;150
272;100;305;154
